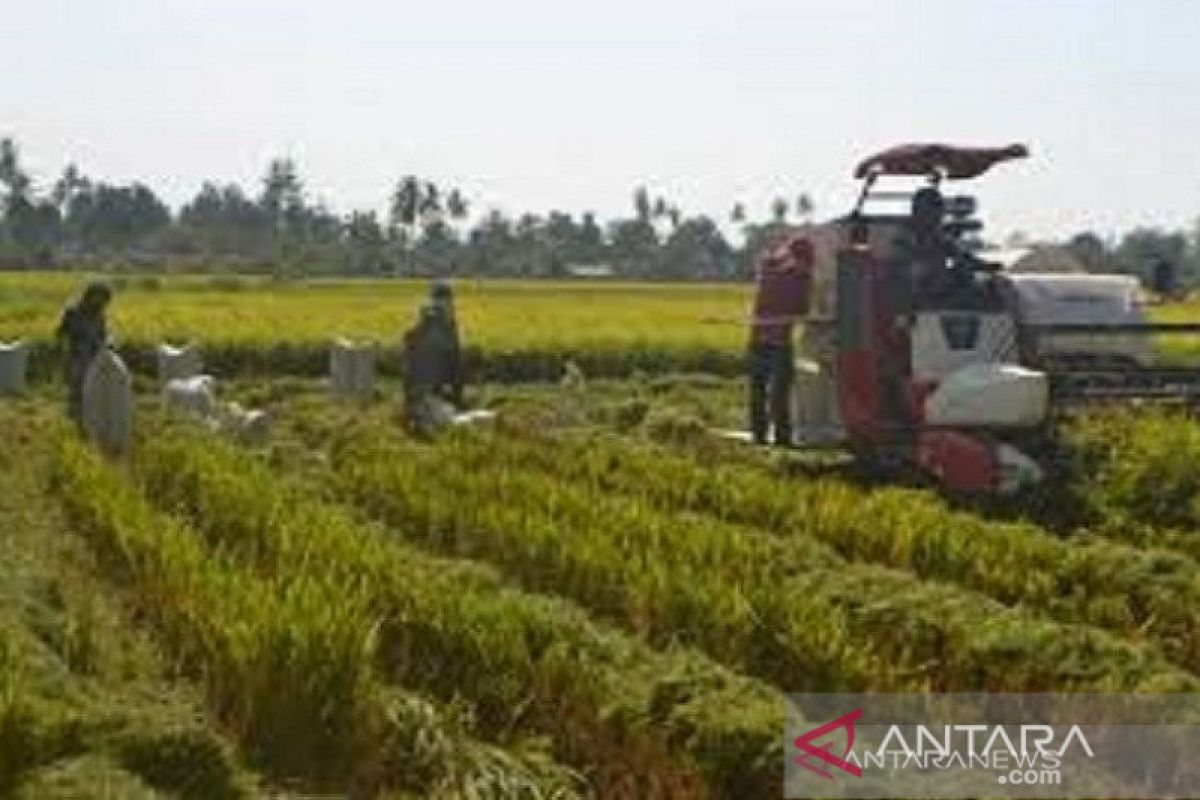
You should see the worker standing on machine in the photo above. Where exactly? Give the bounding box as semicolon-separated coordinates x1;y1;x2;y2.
909;184;950;303
747;236;812;447
55;281;112;427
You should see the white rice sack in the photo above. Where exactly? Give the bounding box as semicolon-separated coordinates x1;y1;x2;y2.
428;398;457;429
330;339;376;397
218;401;272;446
163;375;217;420
330;339;351;394
452;409;497;427
157;343;203;383
0;340;30;395
82;349;133;456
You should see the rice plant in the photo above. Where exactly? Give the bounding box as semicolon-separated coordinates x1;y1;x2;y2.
435;424;1200;676
0;274;748;380
264;422;1196;694
1066;408;1200;548
130;424;788;798
51;430;585;798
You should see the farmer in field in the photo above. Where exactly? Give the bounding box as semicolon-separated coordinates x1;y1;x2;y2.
402;282;464;435
428;280;464;405
56;281;112;426
747;235;812;447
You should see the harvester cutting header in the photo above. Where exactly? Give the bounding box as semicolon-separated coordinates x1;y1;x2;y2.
763;143;1200;494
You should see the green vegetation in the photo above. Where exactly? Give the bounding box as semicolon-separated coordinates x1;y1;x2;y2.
129;423;788;798
286;421;1191;694
411;424;1200;675
53;429;586;798
1064;407;1200;560
7;265;1200;797
0;405;252;798
0;136;810;279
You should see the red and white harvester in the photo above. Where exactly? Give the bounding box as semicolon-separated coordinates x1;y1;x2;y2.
786;143;1200;493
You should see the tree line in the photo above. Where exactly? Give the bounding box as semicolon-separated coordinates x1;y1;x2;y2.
1057;229;1200;289
1;136;1197;285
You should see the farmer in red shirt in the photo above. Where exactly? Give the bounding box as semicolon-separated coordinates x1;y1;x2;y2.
748;235;812;446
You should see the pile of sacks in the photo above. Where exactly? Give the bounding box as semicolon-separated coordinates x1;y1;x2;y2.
163;375;270;445
159;345;271;446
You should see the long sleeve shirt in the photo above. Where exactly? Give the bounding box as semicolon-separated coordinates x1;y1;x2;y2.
750;235;812;347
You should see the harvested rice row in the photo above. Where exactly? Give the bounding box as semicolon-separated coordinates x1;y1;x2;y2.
52;432;584;799
296;425;1195;694
429;426;1200;676
0;410;246;798
132;425;789;799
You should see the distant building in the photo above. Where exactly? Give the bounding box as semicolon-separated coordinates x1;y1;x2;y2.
567;264;616;279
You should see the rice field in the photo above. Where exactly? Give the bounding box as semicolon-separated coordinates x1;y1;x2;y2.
5;275;1200;796
7;272;1200;379
0;273;751;380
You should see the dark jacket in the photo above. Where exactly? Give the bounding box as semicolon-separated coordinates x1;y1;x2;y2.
403;307;462;401
56;305;107;372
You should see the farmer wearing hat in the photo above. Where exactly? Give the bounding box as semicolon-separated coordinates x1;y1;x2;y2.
402;282;464;434
56;281;113;426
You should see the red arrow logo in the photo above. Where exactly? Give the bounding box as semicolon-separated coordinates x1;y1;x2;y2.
794;709;864;779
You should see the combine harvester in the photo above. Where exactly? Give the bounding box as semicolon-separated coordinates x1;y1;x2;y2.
773;143;1200;494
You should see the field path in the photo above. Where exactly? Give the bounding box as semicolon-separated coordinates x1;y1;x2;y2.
0;402;255;798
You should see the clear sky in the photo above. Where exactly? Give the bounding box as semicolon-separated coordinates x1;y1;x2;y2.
6;0;1198;241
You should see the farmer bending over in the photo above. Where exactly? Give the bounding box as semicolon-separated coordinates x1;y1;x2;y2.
56;281;112;427
748;236;812;447
427;280;464;406
402;283;464;435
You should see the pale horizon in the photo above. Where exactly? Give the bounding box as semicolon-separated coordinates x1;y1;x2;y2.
8;0;1199;243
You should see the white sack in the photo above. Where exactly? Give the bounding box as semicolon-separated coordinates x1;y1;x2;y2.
330;339;377;397
82;349;133;455
0;340;30;395
157;343;203;383
163;375;217;420
216;401;271;446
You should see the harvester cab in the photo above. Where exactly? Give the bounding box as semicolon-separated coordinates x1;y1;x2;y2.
790;143;1200;494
